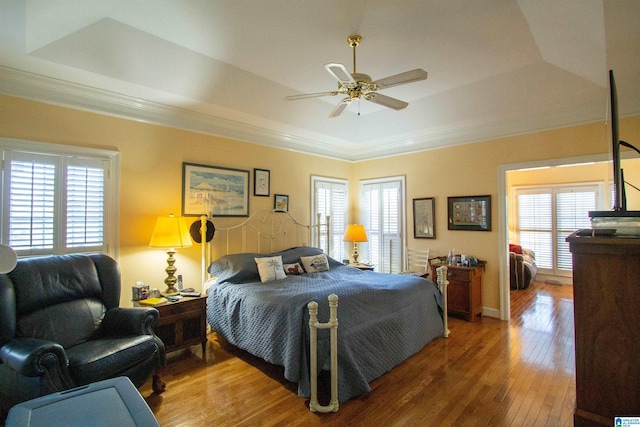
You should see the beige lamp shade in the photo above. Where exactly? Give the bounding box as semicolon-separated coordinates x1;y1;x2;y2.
343;224;368;242
149;214;192;249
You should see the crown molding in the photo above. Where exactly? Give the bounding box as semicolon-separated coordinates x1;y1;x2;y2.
0;66;609;163
0;66;352;160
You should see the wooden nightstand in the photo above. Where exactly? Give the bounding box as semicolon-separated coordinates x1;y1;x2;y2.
153;296;207;355
430;260;485;322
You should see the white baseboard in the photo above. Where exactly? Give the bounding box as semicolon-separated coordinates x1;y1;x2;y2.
535;274;573;285
482;307;500;319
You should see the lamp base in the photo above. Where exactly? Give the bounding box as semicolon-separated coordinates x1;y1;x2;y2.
161;249;180;296
161;287;180;297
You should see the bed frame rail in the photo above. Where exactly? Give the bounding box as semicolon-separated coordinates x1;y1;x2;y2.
308;294;339;413
436;265;450;338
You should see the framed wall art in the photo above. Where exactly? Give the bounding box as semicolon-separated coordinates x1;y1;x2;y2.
447;195;491;231
182;162;250;217
413;197;436;239
274;194;289;212
253;168;270;196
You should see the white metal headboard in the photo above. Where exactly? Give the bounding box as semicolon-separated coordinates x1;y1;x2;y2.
199;209;330;283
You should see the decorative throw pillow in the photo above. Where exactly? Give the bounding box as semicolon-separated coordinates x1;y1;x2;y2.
300;254;330;273
283;262;305;275
255;256;286;283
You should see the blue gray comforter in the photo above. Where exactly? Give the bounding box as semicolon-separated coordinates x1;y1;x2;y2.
207;248;444;402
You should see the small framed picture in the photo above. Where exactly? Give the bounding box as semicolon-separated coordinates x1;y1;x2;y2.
254;168;270;196
413;197;436;239
447;195;491;231
274;194;289;212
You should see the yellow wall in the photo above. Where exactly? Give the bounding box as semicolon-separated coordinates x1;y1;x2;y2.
352;116;640;311
2;93;639;313
0;95;352;306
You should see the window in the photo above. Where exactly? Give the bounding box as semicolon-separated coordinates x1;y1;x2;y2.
360;177;405;273
1;139;118;257
515;184;601;276
311;176;347;261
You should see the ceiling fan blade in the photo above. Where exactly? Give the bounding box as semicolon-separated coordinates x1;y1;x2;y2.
285;91;339;101
329;99;350;118
367;93;408;111
324;63;356;85
373;69;428;89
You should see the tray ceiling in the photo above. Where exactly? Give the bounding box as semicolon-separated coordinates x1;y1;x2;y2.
0;0;639;161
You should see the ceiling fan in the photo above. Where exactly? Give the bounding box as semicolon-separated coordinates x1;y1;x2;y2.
285;35;428;118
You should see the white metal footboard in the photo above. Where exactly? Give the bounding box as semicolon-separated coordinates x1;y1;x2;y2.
436;265;450;338
307;294;339;413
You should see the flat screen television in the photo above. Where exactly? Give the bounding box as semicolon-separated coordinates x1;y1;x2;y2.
589;70;640;219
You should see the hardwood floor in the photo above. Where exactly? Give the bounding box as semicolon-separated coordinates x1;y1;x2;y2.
140;281;576;426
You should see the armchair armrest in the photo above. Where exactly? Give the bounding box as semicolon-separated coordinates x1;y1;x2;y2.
101;307;159;336
0;337;75;391
509;252;526;290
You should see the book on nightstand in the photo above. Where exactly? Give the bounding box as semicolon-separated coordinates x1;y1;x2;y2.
137;297;168;306
180;291;201;297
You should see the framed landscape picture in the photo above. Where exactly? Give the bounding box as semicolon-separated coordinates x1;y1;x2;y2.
413;197;436;239
182;162;250;217
447;195;491;231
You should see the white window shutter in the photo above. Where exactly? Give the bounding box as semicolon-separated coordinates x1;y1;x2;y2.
361;178;404;273
312;177;347;261
64;158;107;252
6;154;57;255
516;185;598;275
2;144;112;256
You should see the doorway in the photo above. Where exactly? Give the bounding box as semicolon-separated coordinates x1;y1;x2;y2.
497;154;609;320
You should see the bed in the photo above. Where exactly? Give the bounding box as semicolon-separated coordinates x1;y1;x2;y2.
200;210;446;406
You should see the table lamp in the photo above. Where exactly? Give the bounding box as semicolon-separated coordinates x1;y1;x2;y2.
0;244;18;274
343;224;368;263
149;214;192;296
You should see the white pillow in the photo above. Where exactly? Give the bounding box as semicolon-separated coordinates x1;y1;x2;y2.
300;254;330;273
255;256;286;283
283;262;305;275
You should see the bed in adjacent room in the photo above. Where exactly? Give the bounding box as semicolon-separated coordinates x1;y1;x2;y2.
200;210;446;404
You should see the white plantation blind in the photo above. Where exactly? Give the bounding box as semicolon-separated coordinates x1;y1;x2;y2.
517;192;553;269
65;160;106;249
8;155;56;253
2;141;115;257
516;184;599;276
361;178;404;273
556;190;595;270
312;177;347;261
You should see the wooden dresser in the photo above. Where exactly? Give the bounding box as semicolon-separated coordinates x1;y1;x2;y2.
430;261;484;322
567;232;640;426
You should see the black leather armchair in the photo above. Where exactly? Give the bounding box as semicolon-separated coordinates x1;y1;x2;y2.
0;254;166;412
